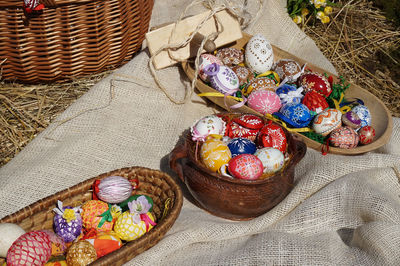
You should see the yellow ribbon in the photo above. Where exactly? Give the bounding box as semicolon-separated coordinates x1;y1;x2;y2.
333;93;351;114
162;198;171;220
264;113;313;133
256;71;280;84
197;92;244;102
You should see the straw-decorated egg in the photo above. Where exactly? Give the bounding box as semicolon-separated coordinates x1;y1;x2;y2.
191;115;226;142
299;72;332;97
257;121;287;153
352;105;372;128
40;230;66;256
216;47;244;67
198;54;223;81
330;126;359;149
273;59;302;83
227;121;260;141
302;90;329;115
313;108;342;136
273;103;312;128
81;200;114;232
247;90;282;115
0;223;25;258
228;154;263;180
66;241;97;266
227;138;257;157
114;195;156;241
53;201;82;243
245;34;274;74
254;147;285;174
204;63;239;94
233;114;264;130
84;231;122;258
200;139;232;172
358;126;375;145
95;176;133;204
276;84;303;105
232;65;254;86
7;231;52;266
244;77;277;96
342;111;362;130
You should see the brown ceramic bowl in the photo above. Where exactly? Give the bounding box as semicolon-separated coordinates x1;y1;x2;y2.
169;113;307;221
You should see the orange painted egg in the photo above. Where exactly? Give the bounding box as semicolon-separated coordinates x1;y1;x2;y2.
200;139;232;172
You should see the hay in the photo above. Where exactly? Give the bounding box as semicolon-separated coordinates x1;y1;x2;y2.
0;0;399;167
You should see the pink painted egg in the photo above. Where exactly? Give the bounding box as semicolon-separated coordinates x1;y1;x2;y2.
198;54;223;81
256;121;287;153
191;115;226;141
330;126;359;149
298;72;332;97
273;59;302;83
312;108;342;136
358;126;375;145
200;138;232;172
254;147;285;174
228;154;263;180
247;90;282;115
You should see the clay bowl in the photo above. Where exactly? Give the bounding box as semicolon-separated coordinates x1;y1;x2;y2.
169;113;307;221
182;32;393;155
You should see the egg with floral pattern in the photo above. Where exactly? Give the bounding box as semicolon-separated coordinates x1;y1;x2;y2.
231;65;254;86
244;77;277;96
200;139;232;172
254;147;285;174
227;138;257;157
191;115;226;141
216;47;244;67
228;154;263;180
204;63;239;94
298;72;332;97
256;121;287;153
247;90;281;115
198;54;223;81
330;126;359;149
273;59;302;83
245;34;274;74
352;105;372;128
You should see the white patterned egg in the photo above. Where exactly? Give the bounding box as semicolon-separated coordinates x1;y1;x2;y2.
351;105;371;128
312;108;342;136
245;34;274;74
191;115;226;141
254;147;285;174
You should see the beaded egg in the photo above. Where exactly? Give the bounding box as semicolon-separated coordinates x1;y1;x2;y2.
352;105;372;128
191;115;226;141
330;126;359;149
216;47;244;67
273;103;312;128
95;176;133;204
228;154;264;180
0;223;25;258
256;121;287;153
273;59;302;83
231;65;254;86
227;137;257;157
81;200;115;232
53;201;82;243
244;77;277;96
342;111;362;130
204;63;239;94
302;90;329;115
198;53;223;81
245;34;274;74
358;126;376;145
247;90;282;115
312;108;342;136
200;138;232;172
298;72;332;97
66;241;97;266
254;147;285;174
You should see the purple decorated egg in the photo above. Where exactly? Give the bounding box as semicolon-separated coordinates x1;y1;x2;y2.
228;154;263;180
358;126;375;145
53;201;83;243
329;126;359;149
342;111;362;130
227;138;257;157
204;63;239;94
247;90;282;115
198;54;223;81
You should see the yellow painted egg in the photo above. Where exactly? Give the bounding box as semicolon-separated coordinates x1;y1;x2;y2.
81;200;114;232
66;241;97;266
114;212;155;242
200;138;232;172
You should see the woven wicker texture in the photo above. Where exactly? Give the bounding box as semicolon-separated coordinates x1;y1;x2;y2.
0;0;154;82
0;167;183;266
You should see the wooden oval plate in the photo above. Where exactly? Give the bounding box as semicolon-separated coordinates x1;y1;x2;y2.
182;33;393;155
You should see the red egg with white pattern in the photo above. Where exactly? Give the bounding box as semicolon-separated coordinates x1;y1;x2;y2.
298;72;332;97
228;154;264;180
256;121;287;153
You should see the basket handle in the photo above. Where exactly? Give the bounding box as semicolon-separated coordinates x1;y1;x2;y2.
291;134;307;164
169;144;187;183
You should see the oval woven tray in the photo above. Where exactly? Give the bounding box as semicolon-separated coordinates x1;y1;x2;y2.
0;166;183;265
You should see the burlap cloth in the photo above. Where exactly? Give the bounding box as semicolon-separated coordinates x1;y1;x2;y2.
1;0;400;265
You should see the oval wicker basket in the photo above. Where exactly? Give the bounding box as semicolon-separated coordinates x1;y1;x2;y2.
0;166;183;265
0;0;154;82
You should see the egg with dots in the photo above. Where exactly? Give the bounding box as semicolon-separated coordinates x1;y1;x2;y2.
256;121;287;153
298;72;332;97
273;59;302;83
254;147;285;174
312;108;342;136
358;126;376;145
247;90;282;115
352;105;372;128
81;200;116;232
245;34;274;74
200;138;232;173
329;126;359;149
226;114;264;142
191;115;226;141
228;154;264;180
231;65;254;86
244;77;277;96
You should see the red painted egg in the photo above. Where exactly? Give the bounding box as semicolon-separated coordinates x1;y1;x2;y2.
358;126;375;145
228;154;264;180
256;121;287;153
330;126;359;149
298;72;332;97
232;114;264;130
302;90;329;114
227;121;259;141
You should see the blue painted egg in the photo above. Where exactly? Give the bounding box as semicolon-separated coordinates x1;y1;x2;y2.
352;105;371;128
227;138;257;157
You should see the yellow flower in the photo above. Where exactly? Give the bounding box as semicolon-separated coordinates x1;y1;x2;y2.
62;209;76;223
324;6;333;15
316;11;325;20
315;4;321;8
321;16;330;24
293;15;302;24
301;8;310;17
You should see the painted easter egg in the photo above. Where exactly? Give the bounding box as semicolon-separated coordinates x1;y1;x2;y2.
81;200;114;232
227;121;260;141
231;65;254;86
244;77;277;96
330;126;359;149
0;223;25;258
204;63;239;94
313;108;342;136
298;72;332;97
352;105;372;128
228;154;263;180
245;34;274;74
342;111;362;130
257;121;287;153
95;176;133;204
66;241;97;266
53;201;82;243
247;90;282;115
7;231;52;266
191;115;226;141
200;138;232;172
216;47;244;67
84;231;122;258
232;114;264;130
198;53;223;81
273;59;302;83
276;84;303;105
40;230;66;256
114;211;155;242
273;103;312;128
358;126;376;145
302;90;329;115
227;138;257;157
254;147;285;174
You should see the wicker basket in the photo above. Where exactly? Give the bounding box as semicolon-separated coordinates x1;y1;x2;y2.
0;0;154;82
0;166;183;265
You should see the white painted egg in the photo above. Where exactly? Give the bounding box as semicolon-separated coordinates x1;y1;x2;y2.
0;223;25;257
191;115;226;141
254;147;285;174
245;34;274;74
312;108;342;136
